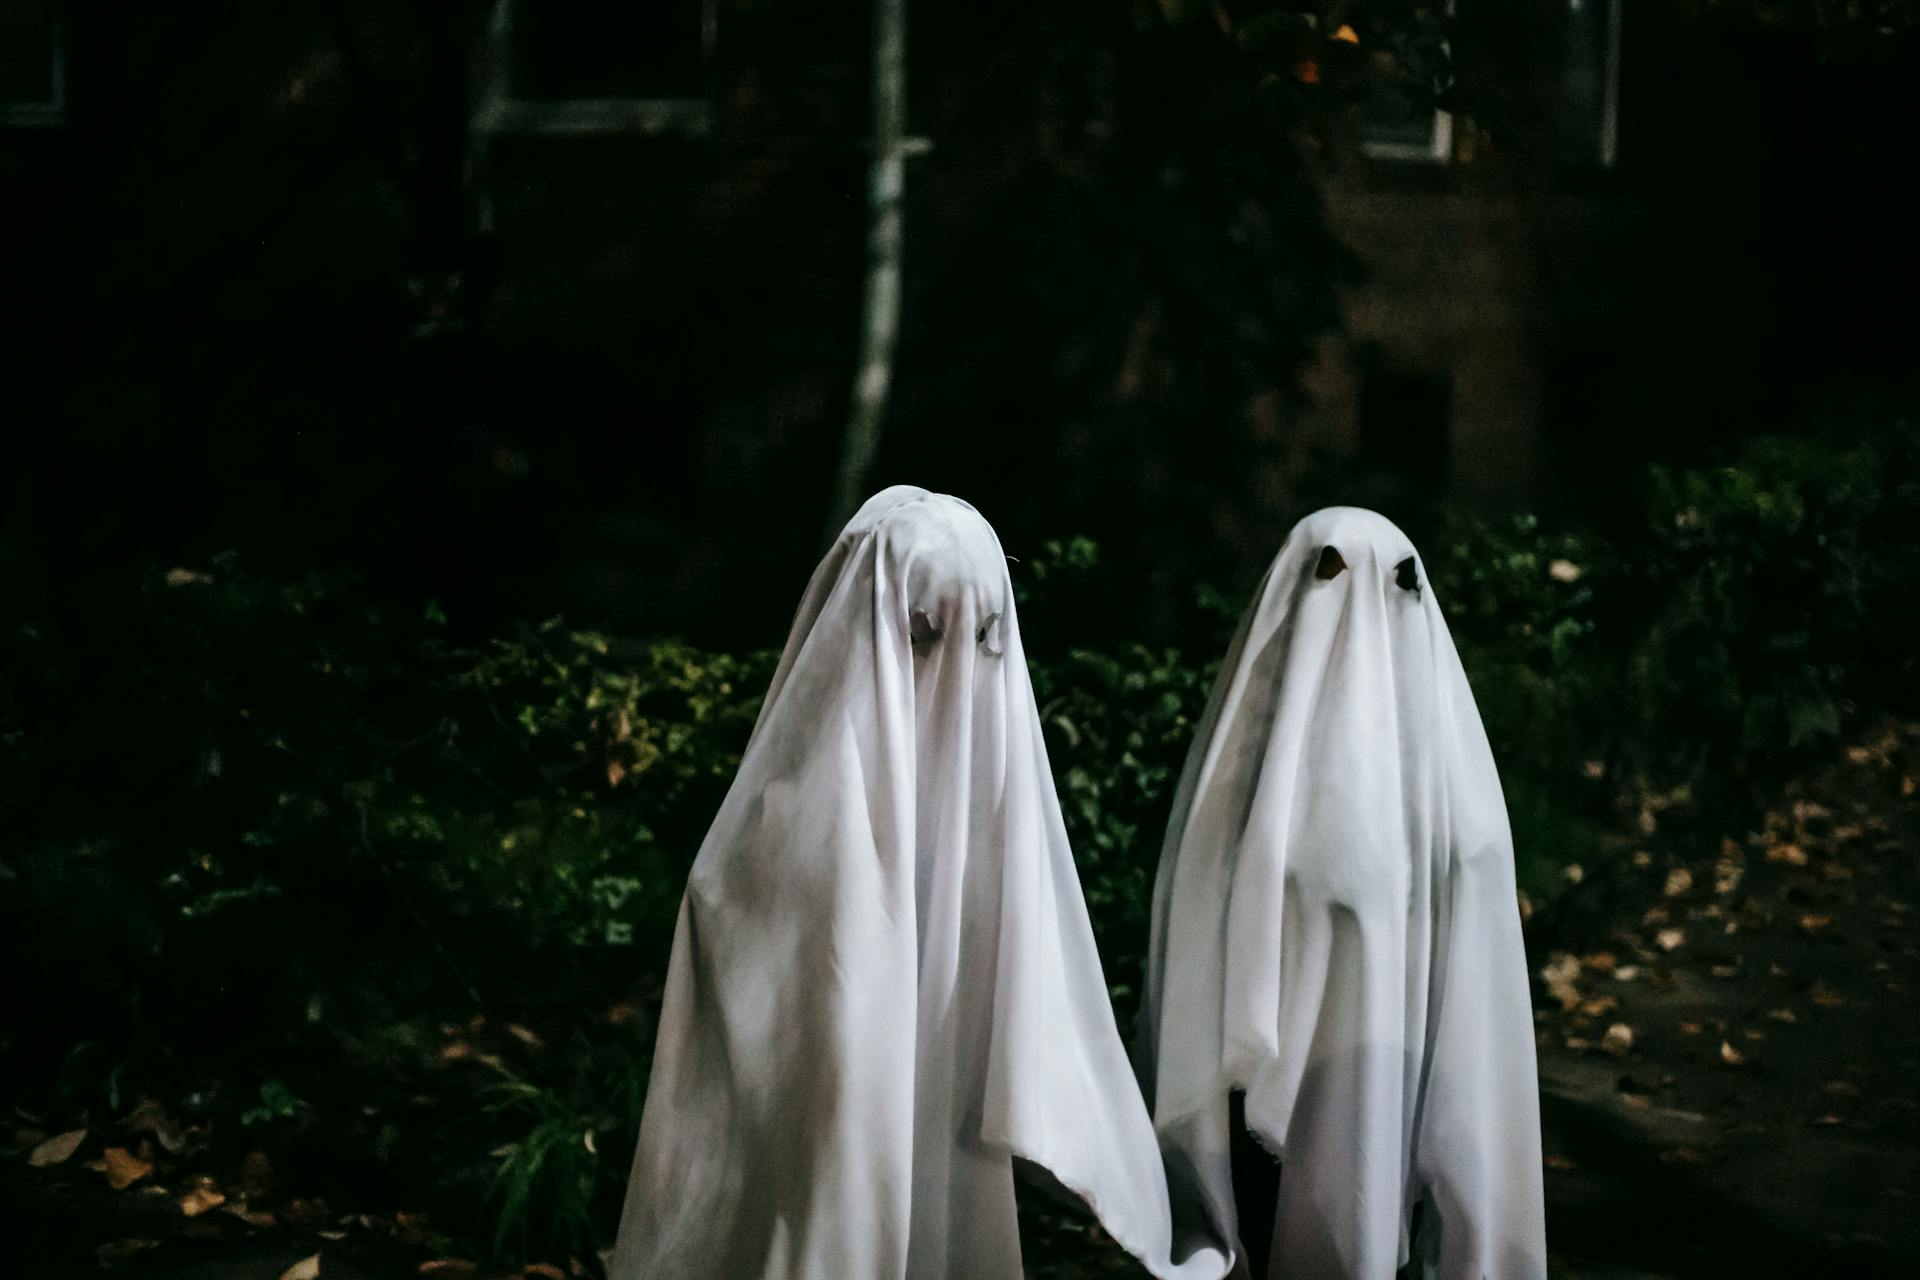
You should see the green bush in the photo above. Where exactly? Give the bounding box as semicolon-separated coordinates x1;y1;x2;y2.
5;415;1918;1266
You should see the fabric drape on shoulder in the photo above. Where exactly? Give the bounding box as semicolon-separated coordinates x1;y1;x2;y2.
610;486;1229;1280
1138;507;1546;1280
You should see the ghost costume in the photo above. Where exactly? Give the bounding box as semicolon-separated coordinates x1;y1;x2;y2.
609;487;1229;1280
1138;508;1546;1280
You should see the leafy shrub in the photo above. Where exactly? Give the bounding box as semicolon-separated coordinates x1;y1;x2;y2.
1629;422;1920;769
6;414;1918;1266
1031;642;1217;1023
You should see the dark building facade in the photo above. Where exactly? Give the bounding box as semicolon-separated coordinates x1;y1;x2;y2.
6;2;1915;639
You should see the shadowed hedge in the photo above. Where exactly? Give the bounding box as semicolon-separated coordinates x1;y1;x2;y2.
3;414;1915;1265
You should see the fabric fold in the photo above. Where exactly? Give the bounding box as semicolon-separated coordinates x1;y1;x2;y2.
1138;506;1547;1280
611;485;1229;1280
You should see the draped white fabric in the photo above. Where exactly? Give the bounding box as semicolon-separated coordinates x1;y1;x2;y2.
609;486;1230;1280
1138;507;1547;1280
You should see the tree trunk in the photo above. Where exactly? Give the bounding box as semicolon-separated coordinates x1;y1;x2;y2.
825;0;908;539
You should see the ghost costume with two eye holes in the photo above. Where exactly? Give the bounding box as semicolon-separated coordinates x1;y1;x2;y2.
1139;508;1547;1280
609;487;1229;1280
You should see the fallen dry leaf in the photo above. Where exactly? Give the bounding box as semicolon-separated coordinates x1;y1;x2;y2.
1798;912;1834;934
1580;995;1619;1018
221;1201;277;1230
1766;1007;1798;1024
1765;842;1810;867
1711;964;1740;979
120;1099;194;1155
524;1266;568;1280
28;1128;86;1167
100;1146;153;1190
1656;928;1686;952
1679;1020;1704;1036
1602;1024;1635;1058
180;1183;227;1217
280;1254;322;1280
1540;953;1582;1011
506;1024;546;1051
1719;1040;1747;1067
1664;868;1694;897
1613;965;1642;982
419;1262;479;1279
1811;981;1845;1008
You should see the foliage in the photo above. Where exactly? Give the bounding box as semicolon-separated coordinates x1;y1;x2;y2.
1433;413;1920;891
1033;642;1219;1025
1627;423;1920;768
6;417;1919;1265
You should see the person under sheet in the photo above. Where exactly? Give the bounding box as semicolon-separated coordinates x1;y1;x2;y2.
1137;507;1547;1280
608;486;1230;1280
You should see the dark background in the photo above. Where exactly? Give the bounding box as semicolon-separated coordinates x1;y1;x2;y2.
7;0;1917;646
5;3;1920;1277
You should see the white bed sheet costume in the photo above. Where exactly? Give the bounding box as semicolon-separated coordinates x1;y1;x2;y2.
1138;507;1547;1280
609;486;1231;1280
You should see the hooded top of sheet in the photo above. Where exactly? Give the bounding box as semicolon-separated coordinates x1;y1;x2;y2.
1139;507;1546;1280
610;486;1229;1280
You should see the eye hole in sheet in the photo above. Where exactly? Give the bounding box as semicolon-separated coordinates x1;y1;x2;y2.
1395;555;1420;593
1315;546;1347;581
910;609;942;650
976;612;1005;656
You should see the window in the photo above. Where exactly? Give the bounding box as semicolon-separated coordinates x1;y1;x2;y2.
476;0;715;137
1360;44;1453;164
0;1;65;127
1358;7;1455;166
1557;0;1622;168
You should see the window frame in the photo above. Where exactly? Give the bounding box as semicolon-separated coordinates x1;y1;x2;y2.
474;0;717;139
1;13;67;128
